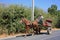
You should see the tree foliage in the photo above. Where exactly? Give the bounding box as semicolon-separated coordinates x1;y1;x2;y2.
48;5;57;15
48;4;60;28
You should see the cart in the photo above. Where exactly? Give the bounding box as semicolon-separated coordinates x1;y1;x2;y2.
39;19;52;34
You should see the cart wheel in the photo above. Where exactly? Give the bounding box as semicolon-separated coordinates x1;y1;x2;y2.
47;27;51;35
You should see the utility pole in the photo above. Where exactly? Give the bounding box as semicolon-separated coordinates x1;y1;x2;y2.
31;0;34;21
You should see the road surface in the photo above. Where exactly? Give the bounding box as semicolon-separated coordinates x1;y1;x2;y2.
1;30;60;40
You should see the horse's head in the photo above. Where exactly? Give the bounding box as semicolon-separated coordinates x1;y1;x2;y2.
20;17;31;25
20;17;25;23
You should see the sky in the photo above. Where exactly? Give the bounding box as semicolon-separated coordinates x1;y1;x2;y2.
0;0;60;11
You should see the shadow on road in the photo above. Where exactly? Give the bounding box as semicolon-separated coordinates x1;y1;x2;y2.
16;32;49;37
35;32;49;35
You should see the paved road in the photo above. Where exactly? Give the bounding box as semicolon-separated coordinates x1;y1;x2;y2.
1;30;60;40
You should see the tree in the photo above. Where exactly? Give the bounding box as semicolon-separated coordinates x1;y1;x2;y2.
55;10;60;28
48;5;57;15
48;5;60;28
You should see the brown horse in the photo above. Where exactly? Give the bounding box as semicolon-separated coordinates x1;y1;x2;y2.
20;17;32;34
32;19;41;34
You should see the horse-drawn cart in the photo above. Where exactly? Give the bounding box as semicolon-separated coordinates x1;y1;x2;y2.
38;19;52;34
20;16;52;35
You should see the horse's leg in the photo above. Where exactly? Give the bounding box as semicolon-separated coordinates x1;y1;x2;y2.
38;25;41;34
36;28;38;34
35;25;39;34
31;24;35;35
32;24;37;34
38;27;41;34
36;24;41;34
26;25;30;34
32;26;35;36
25;26;28;34
32;24;39;34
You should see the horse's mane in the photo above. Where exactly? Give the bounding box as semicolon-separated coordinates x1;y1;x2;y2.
22;18;31;25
